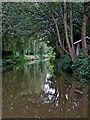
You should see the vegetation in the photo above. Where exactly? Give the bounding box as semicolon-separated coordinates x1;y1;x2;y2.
2;2;89;118
53;55;89;81
54;56;72;72
2;2;90;81
72;56;89;81
3;55;24;66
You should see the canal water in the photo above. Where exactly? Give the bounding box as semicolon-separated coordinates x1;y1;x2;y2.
2;60;88;118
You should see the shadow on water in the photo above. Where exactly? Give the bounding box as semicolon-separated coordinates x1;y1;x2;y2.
2;60;88;118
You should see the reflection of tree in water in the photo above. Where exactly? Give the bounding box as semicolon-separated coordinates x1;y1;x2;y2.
2;61;88;118
2;61;48;117
22;61;48;94
48;74;88;118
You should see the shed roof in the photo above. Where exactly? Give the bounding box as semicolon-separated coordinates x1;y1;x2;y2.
73;36;90;45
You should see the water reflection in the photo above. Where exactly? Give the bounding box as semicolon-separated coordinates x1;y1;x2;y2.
2;60;88;118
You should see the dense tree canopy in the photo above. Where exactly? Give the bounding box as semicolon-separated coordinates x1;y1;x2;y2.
2;2;90;59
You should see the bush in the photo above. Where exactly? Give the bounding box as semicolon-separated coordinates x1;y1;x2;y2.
71;56;89;80
87;44;90;55
54;53;89;81
88;56;90;73
48;51;55;63
57;55;72;72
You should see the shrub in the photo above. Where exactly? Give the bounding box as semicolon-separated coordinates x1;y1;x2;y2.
88;56;90;70
58;55;72;72
71;56;89;80
48;51;55;63
87;44;90;55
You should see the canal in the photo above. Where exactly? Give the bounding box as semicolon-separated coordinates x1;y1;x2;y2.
2;60;88;118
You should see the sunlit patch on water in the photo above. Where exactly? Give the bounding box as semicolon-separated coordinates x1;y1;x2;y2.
65;94;69;100
43;84;55;95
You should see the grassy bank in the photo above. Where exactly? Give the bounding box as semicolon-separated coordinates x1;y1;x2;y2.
3;55;25;66
25;54;48;61
2;54;49;66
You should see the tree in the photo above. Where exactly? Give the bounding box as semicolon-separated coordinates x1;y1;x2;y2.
81;2;90;55
2;2;90;60
63;1;76;61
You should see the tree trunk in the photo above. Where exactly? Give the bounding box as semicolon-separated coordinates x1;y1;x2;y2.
45;3;70;56
81;4;88;55
50;11;70;55
63;1;75;62
70;1;76;61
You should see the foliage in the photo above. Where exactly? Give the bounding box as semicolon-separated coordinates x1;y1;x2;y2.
47;61;55;77
2;2;90;58
53;55;89;81
2;3;51;56
87;56;90;73
2;2;90;81
25;54;48;61
47;51;55;77
48;50;55;63
59;56;72;72
54;55;72;72
71;56;89;81
3;55;24;66
87;44;90;55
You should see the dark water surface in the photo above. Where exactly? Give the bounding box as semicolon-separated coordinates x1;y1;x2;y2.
2;60;88;118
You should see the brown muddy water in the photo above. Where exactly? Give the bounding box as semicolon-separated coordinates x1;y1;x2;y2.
2;60;88;118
